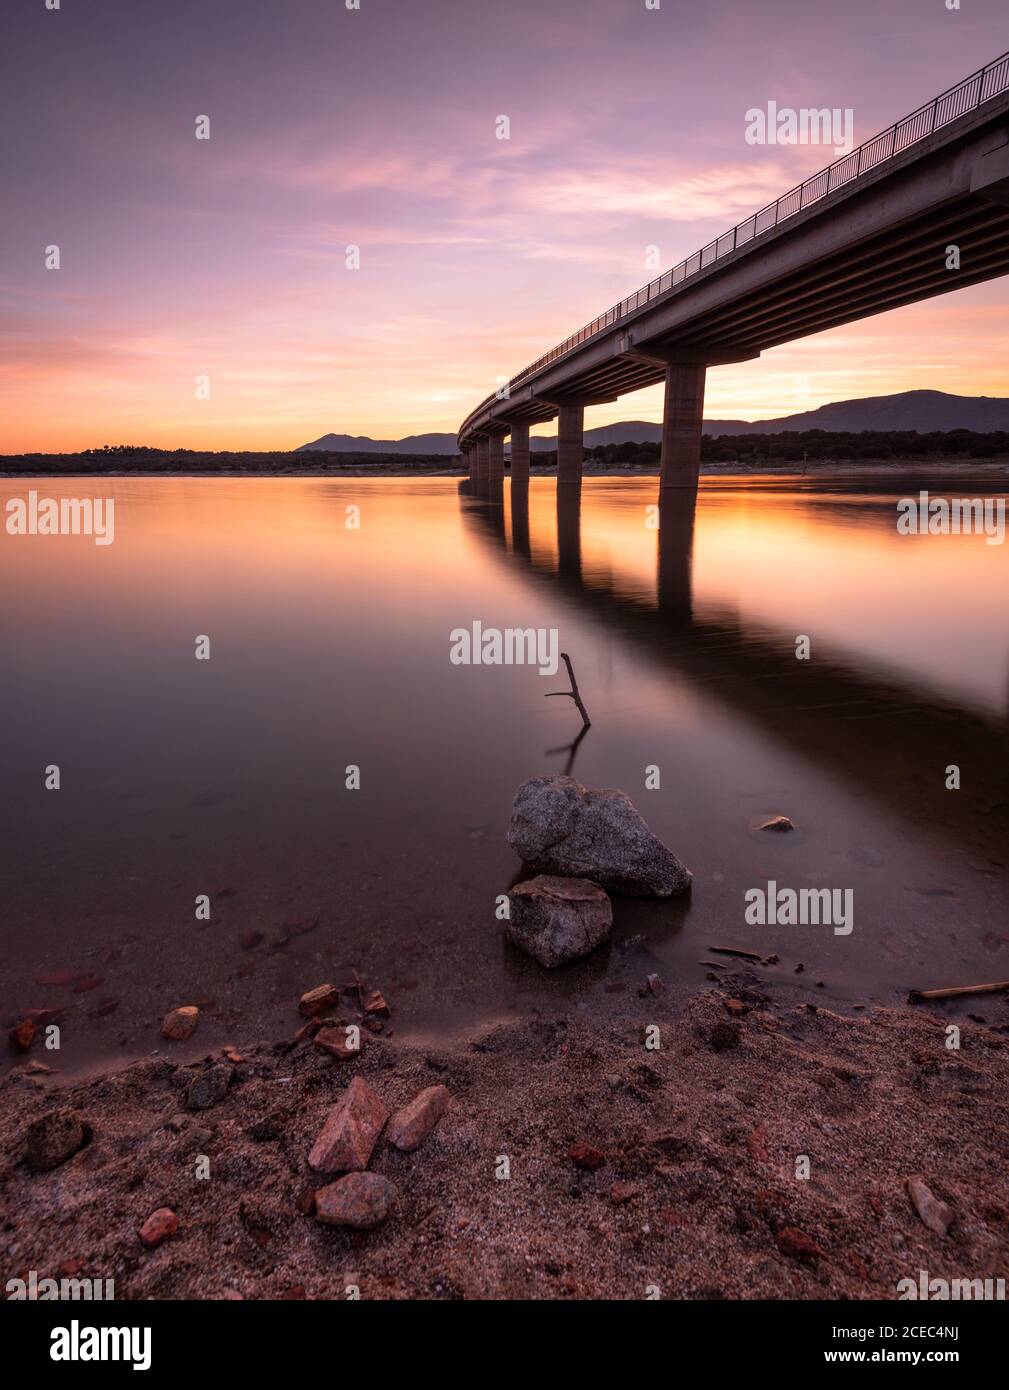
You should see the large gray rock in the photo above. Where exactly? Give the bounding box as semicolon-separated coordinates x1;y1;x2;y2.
507;874;612;968
507;775;691;897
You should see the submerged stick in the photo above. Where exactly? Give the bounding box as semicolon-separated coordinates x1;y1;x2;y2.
545;651;591;729
908;980;1009;1003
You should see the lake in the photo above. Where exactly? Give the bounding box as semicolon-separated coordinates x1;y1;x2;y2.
2;473;1007;1071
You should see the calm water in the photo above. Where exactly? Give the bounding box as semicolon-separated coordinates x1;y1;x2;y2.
2;474;1007;1070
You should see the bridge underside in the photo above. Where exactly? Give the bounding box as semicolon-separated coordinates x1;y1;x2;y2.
494;194;1009;425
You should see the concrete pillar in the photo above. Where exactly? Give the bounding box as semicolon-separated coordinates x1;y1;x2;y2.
509;422;530;486
487;432;505;488
465;448;473;481
660;362;707;489
475;436;489;489
556;404;583;485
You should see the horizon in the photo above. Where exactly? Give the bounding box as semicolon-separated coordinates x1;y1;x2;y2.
2;0;1009;453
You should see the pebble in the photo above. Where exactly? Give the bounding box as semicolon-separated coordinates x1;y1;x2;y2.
314;1026;363;1060
315;1172;397;1229
161;1007;199;1041
567;1141;606;1170
299;984;340;1017
139;1207;178;1248
186;1064;233;1111
308;1076;389;1173
907;1176;955;1237
387;1085;450;1152
776;1226;825;1259
9;1020;37;1053
24;1109;88;1172
759;815;796;833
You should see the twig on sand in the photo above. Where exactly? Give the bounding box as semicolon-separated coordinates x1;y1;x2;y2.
908;980;1009;1003
709;946;763;962
545;652;591;729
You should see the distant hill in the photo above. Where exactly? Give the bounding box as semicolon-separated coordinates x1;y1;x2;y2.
298;392;1009;453
298;431;459;455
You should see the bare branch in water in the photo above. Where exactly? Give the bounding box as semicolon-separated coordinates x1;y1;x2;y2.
545;651;591;729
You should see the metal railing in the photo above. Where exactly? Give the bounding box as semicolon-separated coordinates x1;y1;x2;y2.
463;49;1009;432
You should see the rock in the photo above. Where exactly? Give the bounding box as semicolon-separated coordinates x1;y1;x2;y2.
567;1141;606;1170
239;931;264;950
315;1172;397;1229
610;1181;641;1203
758;815;796;833
363;990;391;1018
24;1110;87;1172
776;1226;825;1259
162;1006;199;1041
507;775;690;897
299;984;340;1017
9;1020;37;1053
314;1026;363;1060
507;875;612;968
139;1207;178;1248
308;1077;389;1173
186;1064;233;1111
907;1176;955;1236
387;1085;450;1152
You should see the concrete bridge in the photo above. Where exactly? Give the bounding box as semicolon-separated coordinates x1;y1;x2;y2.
458;51;1009;490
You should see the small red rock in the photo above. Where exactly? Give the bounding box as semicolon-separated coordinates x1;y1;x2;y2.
239;931;264;950
314;1026;363;1060
299;984;340;1017
293;1017;323;1043
308;1076;389;1173
567;1142;606;1171
387;1085;450;1152
315;1172;397;1229
776;1226;825;1259
9;1020;37;1053
610;1181;641;1204
724;998;747;1016
363;990;391;1018
139;1207;178;1248
161;1006;199;1041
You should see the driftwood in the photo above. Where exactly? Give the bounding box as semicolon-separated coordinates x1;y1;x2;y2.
708;946;763;962
908;980;1009;1003
545;652;591;729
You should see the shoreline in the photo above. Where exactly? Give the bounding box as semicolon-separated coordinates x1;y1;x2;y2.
2;461;1009;481
3;975;1007;1300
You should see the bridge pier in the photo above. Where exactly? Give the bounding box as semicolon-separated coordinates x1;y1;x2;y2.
660;362;707;489
509;422;530;486
557;404;584;485
487;431;505;488
475;436;489;490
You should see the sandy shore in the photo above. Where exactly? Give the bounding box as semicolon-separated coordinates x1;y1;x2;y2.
4;976;1007;1301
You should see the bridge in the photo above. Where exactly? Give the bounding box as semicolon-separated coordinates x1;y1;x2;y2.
458;51;1009;490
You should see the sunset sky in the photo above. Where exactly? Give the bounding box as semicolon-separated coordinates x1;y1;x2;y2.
2;0;1009;454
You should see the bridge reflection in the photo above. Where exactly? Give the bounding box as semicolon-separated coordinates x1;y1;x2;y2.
458;475;1009;866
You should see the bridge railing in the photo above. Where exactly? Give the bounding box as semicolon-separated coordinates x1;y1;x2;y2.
464;49;1009;434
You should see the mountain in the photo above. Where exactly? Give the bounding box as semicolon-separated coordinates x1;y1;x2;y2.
298;431;459;454
298;392;1009;453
